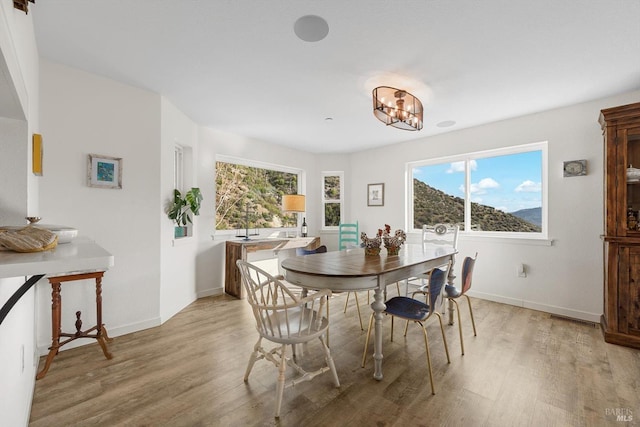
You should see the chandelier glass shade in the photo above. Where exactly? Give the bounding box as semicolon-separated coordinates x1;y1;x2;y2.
282;194;306;212
372;86;423;131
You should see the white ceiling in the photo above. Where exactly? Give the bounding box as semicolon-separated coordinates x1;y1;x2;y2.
32;1;640;154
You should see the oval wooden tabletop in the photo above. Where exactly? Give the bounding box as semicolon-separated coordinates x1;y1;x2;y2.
281;244;456;278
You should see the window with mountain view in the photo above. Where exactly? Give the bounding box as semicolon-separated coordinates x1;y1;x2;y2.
409;143;545;235
215;159;302;231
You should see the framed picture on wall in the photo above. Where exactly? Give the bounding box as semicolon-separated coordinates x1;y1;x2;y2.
32;134;43;176
367;183;384;206
88;154;122;189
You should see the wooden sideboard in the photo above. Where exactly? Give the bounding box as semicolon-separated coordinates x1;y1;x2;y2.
224;237;320;298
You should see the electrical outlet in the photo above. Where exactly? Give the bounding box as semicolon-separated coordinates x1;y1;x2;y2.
517;263;527;278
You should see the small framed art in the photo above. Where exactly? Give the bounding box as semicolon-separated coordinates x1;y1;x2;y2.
367;183;384;206
88;154;122;189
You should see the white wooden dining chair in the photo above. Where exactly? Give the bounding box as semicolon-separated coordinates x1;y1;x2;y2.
237;260;340;418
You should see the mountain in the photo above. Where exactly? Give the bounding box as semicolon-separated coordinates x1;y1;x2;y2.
510;207;542;228
413;179;541;232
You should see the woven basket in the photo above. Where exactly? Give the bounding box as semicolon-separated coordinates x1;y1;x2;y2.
0;226;58;253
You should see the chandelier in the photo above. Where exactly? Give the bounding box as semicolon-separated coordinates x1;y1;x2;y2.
372;86;423;131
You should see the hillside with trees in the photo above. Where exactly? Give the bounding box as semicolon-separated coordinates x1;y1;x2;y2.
215;162;298;230
215;168;540;233
413;179;541;232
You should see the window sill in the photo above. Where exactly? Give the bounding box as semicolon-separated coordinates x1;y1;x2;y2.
172;236;195;247
460;233;553;246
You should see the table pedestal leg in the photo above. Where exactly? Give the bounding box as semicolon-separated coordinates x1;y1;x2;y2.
372;286;386;380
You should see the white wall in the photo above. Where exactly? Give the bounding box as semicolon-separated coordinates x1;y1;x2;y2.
0;4;40;427
159;97;200;322
38;60;163;344
348;90;640;322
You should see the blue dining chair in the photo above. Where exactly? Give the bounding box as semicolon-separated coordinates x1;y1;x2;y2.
361;265;451;394
444;254;478;355
412;253;478;355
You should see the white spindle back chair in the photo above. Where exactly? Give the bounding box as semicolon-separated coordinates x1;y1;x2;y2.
237;260;340;418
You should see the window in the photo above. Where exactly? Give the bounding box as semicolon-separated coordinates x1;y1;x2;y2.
321;171;344;228
408;142;546;237
173;145;183;191
215;156;304;231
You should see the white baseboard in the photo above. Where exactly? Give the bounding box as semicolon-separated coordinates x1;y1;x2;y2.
197;286;224;299
468;290;601;323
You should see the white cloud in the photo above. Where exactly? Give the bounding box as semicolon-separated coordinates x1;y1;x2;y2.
515;180;541;193
447;160;477;173
470;177;499;194
447;161;465;173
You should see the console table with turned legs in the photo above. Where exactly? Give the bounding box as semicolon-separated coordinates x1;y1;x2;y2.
0;237;114;379
36;270;113;379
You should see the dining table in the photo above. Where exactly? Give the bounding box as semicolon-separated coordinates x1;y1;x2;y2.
281;243;456;380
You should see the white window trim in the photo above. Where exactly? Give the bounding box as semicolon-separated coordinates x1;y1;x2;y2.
406;141;548;240
174;144;184;191
215;154;306;237
321;171;344;230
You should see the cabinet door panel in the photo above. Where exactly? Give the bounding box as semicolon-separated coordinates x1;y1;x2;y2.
624;246;640;336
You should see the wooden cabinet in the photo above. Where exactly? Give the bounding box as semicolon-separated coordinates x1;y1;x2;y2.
600;101;640;349
224;237;320;298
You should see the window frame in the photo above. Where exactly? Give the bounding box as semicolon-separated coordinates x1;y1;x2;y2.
407;141;548;240
215;154;306;236
321;171;344;230
174;144;184;191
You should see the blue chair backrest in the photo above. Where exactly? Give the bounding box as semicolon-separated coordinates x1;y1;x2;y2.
460;255;477;294
428;267;447;309
296;245;328;256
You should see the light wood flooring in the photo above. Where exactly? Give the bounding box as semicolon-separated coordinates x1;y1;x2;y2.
30;292;640;426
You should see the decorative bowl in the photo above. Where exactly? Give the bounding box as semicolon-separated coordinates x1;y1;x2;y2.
36;225;78;244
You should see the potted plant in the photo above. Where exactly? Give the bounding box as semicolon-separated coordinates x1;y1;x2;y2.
168;188;203;238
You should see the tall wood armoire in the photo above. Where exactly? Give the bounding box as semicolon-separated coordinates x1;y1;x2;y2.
600;101;640;349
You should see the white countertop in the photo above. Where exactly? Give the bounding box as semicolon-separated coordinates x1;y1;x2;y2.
0;237;114;278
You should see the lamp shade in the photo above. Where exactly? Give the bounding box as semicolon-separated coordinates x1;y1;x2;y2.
282;194;306;212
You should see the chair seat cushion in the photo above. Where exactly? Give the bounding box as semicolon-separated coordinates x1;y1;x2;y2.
384;297;430;321
445;284;461;298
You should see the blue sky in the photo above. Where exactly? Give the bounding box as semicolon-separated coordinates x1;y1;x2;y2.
413;151;542;213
